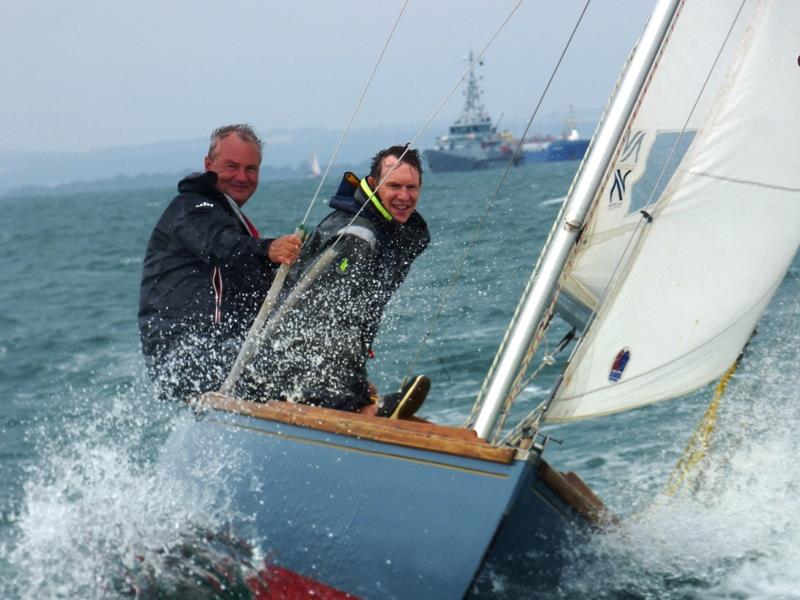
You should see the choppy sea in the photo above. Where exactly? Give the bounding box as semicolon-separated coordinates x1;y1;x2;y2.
1;161;798;599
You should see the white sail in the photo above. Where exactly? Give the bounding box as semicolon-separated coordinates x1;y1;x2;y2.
309;153;322;178
545;0;800;422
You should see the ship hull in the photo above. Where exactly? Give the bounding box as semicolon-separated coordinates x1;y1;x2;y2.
424;148;520;173
523;139;590;164
161;396;605;599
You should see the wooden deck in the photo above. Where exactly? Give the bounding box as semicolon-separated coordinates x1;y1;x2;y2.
197;392;517;465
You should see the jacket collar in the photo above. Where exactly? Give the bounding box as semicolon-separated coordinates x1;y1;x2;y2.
329;171;394;225
178;171;226;202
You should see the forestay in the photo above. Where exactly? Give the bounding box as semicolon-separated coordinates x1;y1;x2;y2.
546;0;800;422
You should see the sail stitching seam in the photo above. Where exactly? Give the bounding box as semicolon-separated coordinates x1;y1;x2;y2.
684;169;800;193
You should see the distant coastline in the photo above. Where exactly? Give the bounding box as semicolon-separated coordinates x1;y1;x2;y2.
0;112;599;198
1;164;360;198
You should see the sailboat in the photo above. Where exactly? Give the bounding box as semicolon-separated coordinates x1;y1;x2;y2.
308;153;322;178
165;1;800;597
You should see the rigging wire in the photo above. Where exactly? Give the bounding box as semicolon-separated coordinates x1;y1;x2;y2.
222;1;409;390
641;0;746;214
494;327;575;443
235;1;527;373
325;0;527;256
437;0;594;425
300;0;410;227
237;1;527;377
572;0;746;339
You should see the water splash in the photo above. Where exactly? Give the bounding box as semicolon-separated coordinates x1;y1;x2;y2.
0;380;267;599
555;275;800;599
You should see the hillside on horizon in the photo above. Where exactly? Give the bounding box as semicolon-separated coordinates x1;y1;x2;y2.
0;111;599;197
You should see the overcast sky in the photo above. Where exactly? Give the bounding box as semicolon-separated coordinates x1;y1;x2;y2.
2;1;655;153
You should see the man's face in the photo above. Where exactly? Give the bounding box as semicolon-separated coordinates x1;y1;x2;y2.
369;157;421;224
204;135;261;206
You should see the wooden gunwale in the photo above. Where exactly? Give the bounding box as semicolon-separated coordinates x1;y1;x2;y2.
196;392;615;524
197;392;517;465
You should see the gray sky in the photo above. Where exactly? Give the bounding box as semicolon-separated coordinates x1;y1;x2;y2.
2;1;654;153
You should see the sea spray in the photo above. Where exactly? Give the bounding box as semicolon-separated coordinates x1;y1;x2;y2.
553;272;800;600
0;381;270;599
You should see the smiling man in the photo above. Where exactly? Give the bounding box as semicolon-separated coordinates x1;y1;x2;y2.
241;146;430;418
138;123;301;401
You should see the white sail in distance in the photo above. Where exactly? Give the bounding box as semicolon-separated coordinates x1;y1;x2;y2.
545;0;800;422
309;153;322;178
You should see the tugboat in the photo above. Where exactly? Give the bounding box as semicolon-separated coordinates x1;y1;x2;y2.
424;52;521;173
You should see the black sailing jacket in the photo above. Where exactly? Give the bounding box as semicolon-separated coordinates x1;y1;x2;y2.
241;172;430;411
138;172;277;361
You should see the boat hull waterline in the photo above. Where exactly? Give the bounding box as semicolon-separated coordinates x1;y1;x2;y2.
161;395;607;598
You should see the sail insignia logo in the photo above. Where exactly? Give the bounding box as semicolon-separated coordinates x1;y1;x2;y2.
608;347;631;382
620;130;646;163
609;169;631;204
609;130;645;207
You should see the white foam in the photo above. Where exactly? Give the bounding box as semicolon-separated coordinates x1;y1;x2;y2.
539;196;566;207
1;387;251;599
560;284;800;597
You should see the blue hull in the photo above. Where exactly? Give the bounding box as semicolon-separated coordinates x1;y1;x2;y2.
424;149;521;173
523;139;590;164
164;396;605;598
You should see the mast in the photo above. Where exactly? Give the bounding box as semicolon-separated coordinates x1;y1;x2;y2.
472;0;682;440
455;50;491;127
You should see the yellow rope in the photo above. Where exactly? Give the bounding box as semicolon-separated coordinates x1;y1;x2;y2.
664;359;740;496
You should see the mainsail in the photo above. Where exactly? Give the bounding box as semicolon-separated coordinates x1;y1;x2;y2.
545;0;800;422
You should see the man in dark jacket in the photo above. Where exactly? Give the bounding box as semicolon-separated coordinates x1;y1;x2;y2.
139;123;301;400
241;146;430;417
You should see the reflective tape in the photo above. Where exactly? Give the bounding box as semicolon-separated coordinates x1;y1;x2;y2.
335;224;376;245
360;177;393;221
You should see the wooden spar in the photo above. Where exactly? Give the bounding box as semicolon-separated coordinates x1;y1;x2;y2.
222;225;306;393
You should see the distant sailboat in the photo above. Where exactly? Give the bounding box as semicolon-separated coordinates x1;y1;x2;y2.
308;153;321;178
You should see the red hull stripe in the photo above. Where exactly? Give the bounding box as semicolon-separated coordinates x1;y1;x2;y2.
248;565;359;599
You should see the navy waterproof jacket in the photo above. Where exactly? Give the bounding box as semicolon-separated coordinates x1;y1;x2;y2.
241;172;429;411
138;172;277;363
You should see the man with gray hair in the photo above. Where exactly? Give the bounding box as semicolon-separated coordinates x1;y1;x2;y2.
138;123;301;401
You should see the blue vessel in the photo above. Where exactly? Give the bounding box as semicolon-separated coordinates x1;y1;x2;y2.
166;395;605;598
522;112;590;164
424;52;521;173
